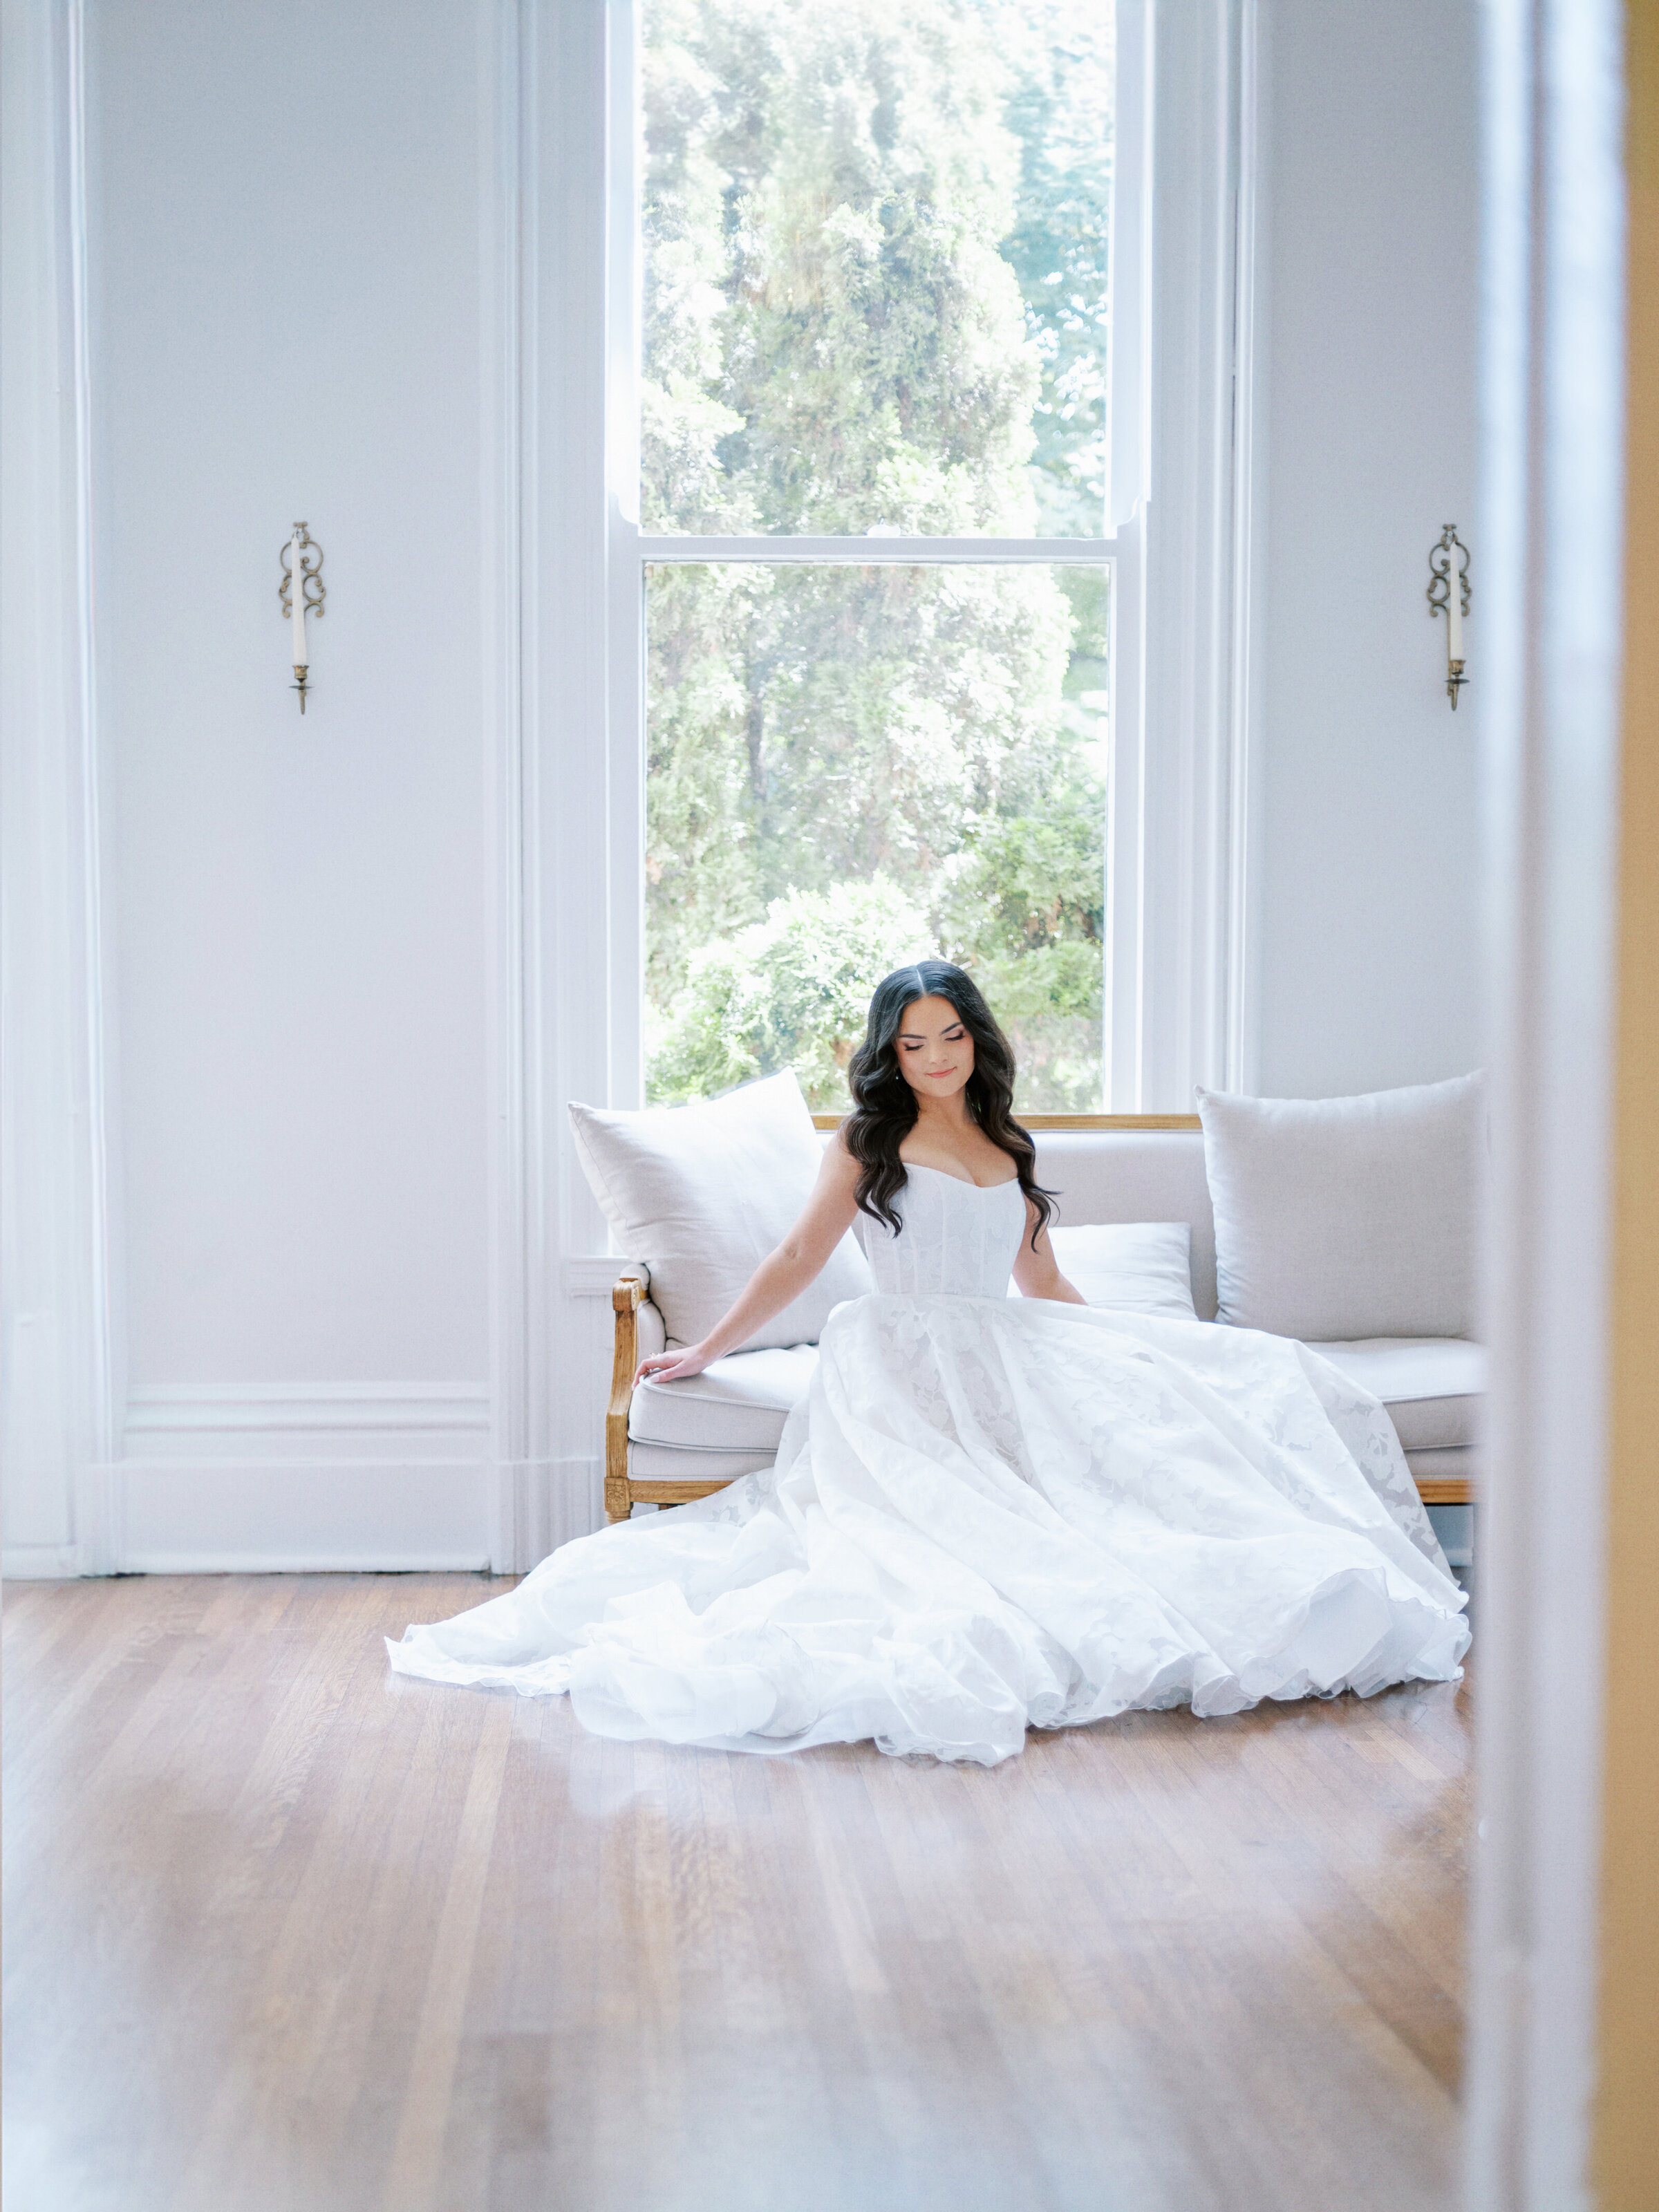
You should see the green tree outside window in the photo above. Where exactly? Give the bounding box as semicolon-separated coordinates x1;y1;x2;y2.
644;0;1114;1110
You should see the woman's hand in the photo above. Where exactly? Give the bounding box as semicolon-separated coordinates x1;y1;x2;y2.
635;1344;713;1387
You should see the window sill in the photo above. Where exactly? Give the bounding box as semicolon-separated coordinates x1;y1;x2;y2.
809;1114;1201;1132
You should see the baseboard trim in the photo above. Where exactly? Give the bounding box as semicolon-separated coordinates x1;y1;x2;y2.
497;1454;604;1571
2;1542;86;1580
113;1457;496;1573
5;1454;611;1577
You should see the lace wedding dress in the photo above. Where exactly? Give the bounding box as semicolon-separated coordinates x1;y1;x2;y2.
388;1165;1470;1764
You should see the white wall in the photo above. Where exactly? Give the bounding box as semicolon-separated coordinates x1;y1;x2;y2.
1248;0;1481;1098
2;0;629;1577
94;0;491;1387
2;0;518;1572
2;0;1484;1574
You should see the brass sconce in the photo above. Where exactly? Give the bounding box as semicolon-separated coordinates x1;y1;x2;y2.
1427;524;1470;710
279;523;326;711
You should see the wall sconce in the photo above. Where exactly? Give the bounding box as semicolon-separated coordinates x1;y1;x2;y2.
278;523;326;711
1427;524;1470;710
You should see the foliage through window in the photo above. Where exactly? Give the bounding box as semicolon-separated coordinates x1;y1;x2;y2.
641;0;1114;1112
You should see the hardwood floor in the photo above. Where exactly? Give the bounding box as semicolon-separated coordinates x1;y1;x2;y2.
3;1574;1472;2212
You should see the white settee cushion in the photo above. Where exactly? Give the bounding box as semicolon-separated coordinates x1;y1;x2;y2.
629;1329;1486;1462
571;1073;872;1351
1197;1074;1482;1340
630;1343;818;1452
627;1442;779;1483
1032;1223;1197;1319
1312;1338;1485;1452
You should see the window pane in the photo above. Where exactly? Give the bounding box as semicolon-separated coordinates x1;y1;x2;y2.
645;563;1109;1112
641;0;1114;538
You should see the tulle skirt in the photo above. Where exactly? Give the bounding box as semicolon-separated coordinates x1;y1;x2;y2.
388;1295;1469;1765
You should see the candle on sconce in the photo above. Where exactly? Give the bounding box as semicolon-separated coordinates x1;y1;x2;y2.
278;522;324;713
1427;525;1471;709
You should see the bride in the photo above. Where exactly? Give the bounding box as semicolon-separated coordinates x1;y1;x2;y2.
389;962;1470;1764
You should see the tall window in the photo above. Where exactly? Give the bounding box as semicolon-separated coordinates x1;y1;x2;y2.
633;0;1118;1113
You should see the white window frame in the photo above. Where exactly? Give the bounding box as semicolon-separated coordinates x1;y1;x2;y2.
591;0;1255;1118
519;0;1255;1550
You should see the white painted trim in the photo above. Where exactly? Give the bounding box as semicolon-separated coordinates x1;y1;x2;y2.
124;1383;490;1435
1;1449;607;1580
562;1253;635;1297
1463;0;1625;2204
64;0;121;1521
1127;0;1247;1110
1109;0;1153;530
1224;0;1268;1096
633;533;1118;565
3;1454;603;1578
126;1380;491;1451
606;0;645;1110
1103;506;1148;1108
0;0;117;1581
482;0;532;1576
528;0;625;1568
503;1452;604;1568
109;1460;494;1575
1;1544;85;1580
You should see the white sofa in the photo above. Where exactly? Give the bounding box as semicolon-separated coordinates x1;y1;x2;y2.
603;1125;1482;1543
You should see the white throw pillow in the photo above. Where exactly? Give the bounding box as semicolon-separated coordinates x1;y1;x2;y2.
1033;1223;1198;1319
569;1071;872;1351
1197;1074;1483;1340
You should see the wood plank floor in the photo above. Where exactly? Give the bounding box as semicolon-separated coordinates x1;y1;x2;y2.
3;1574;1472;2212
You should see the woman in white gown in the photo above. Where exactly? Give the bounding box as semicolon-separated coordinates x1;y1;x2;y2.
389;962;1469;1765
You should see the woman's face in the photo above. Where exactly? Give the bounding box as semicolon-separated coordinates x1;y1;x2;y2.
894;995;975;1103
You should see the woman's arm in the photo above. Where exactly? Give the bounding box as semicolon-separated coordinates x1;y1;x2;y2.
635;1136;863;1385
1010;1200;1087;1305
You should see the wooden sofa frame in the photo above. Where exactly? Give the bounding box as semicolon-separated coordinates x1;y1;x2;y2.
603;1107;1472;1520
606;1269;745;1524
605;1264;1474;1522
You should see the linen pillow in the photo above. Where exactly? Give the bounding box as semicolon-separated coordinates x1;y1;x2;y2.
1037;1223;1199;1319
568;1071;872;1351
1196;1074;1483;1340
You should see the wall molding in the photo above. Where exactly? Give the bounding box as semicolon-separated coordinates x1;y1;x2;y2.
1108;0;1253;1109
481;0;534;1577
0;0;120;1577
1224;0;1267;1096
122;1371;491;1460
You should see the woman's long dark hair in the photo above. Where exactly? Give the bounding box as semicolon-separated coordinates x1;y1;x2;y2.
843;962;1056;1250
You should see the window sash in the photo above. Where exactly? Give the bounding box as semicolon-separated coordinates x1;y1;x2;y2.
606;0;1242;1123
634;536;1124;1119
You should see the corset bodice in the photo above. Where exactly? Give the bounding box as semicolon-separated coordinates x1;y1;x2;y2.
852;1163;1027;1298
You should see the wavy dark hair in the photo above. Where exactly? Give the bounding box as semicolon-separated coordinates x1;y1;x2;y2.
843;961;1056;1250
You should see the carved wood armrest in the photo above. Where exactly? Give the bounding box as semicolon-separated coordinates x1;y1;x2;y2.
605;1268;649;1524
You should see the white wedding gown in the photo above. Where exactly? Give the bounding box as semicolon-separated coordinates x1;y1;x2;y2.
388;1165;1470;1764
